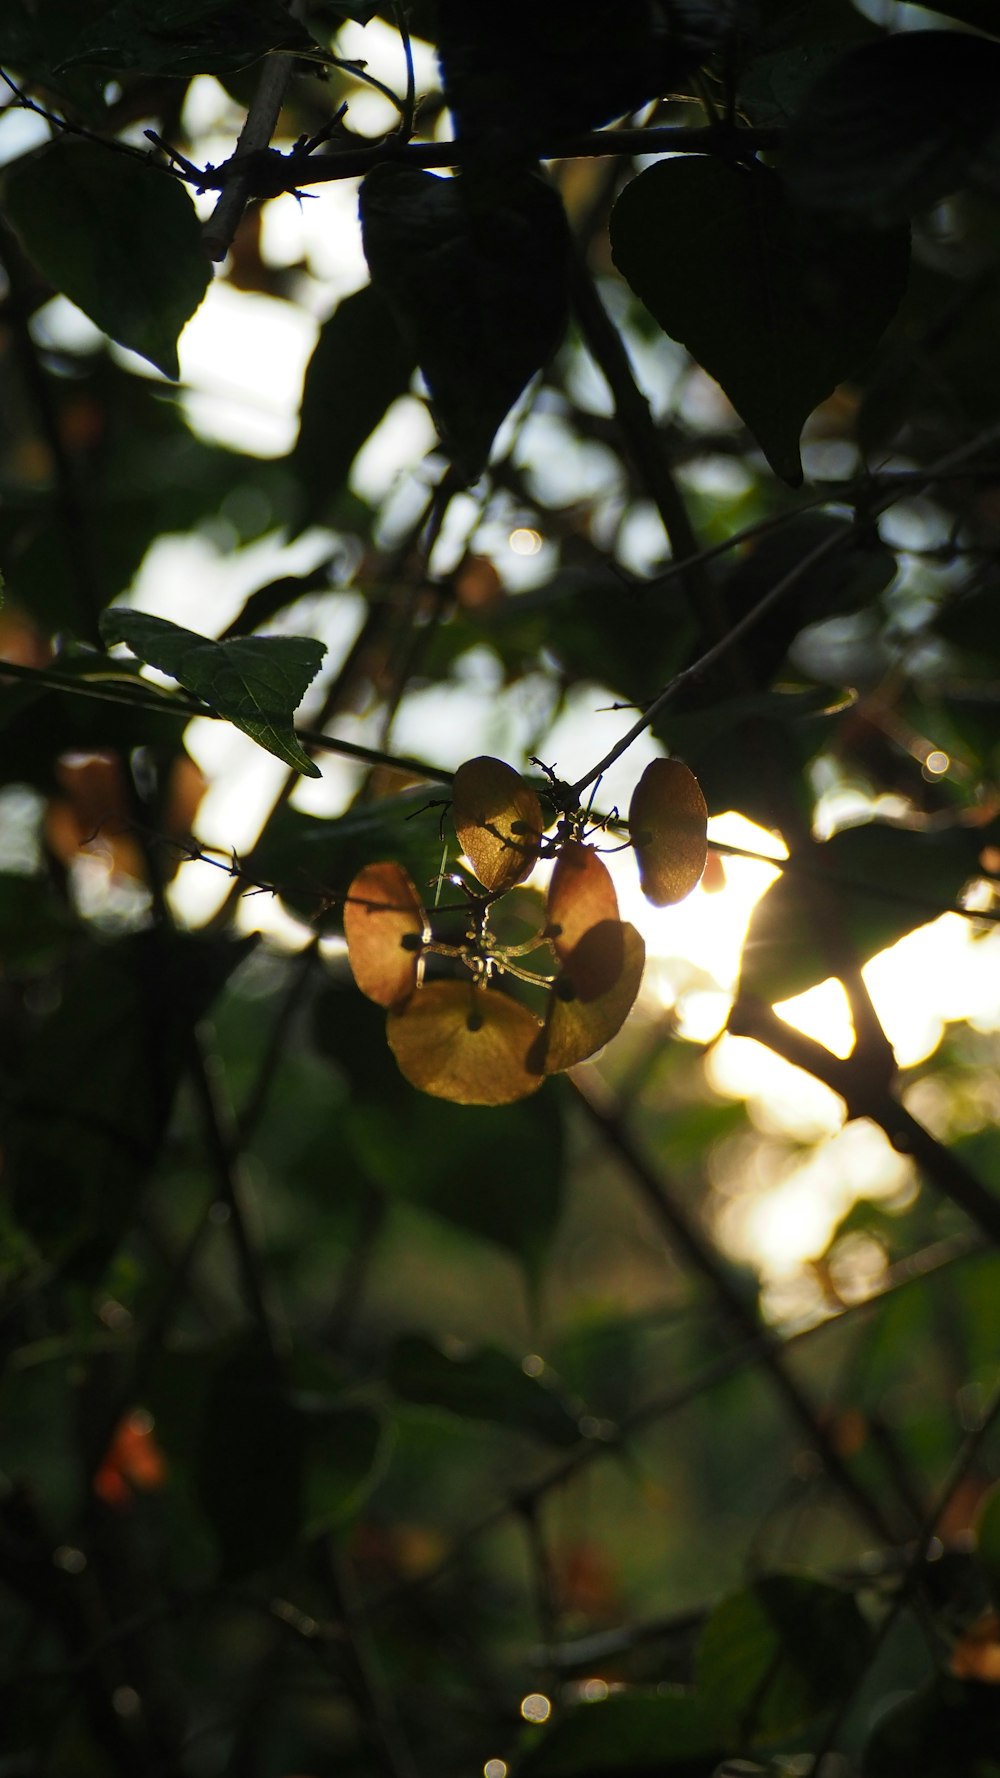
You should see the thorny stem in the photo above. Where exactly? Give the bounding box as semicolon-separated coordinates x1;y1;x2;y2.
201;46;297;260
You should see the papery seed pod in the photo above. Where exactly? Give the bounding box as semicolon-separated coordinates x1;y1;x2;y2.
629;758;707;907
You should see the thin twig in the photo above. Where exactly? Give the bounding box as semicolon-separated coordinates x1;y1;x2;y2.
572;419;1000;798
317;1545;421;1778
568;1071;898;1545
364;1231;982;1623
0;657;454;784
236;938;320;1146
186;1033;282;1357
569;252;721;637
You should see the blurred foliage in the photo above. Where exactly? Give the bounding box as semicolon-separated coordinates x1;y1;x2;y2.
1;3;1000;1776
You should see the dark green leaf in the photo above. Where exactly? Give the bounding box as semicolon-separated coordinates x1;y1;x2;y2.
4;140;210;378
58;0;316;75
0;658;186;791
610;157;909;484
909;0;1000;30
515;1688;723;1778
737;9;877;129
387;1335;582;1446
360;165;570;480
246;795;447;923
101;609;325;775
291;283;416;530
197;1344;303;1578
735;821;983;1005
697;1574;873;1745
301;1405;387;1536
312;987;566;1278
5;931;253;1277
0;872;78;965
862;1677;1000;1777
784;31;1000;220
438;0;693;154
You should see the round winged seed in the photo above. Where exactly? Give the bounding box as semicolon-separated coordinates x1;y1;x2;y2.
452;755;543;893
344;860;425;1008
387;980;544;1105
629;758;708;907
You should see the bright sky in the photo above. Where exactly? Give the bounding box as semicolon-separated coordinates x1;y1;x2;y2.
6;42;999;1300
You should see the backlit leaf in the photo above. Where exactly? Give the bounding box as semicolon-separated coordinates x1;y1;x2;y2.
610;156;909;483
547;842;627;1001
629;758;708;907
534;922;645;1074
4;138;210;378
101;609;325;776
387;980;543;1105
735;820;983;1005
344;860;425;1008
453;755;543;892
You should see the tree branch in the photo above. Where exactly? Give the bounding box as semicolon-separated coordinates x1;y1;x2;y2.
568;1070;899;1545
201;50;296;261
727;997;1000;1244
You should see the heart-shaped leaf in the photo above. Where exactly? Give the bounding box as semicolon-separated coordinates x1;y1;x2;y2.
546;844;624;1001
610;157;909;484
4;138;210;378
360;164;570;480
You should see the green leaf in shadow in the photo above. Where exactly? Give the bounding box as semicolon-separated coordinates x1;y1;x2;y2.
101;609;325;776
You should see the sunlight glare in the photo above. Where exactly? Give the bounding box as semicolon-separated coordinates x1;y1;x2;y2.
717;1120;915;1283
179;284;317;456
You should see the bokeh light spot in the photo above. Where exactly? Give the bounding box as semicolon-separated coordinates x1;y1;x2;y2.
509;527;542;555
